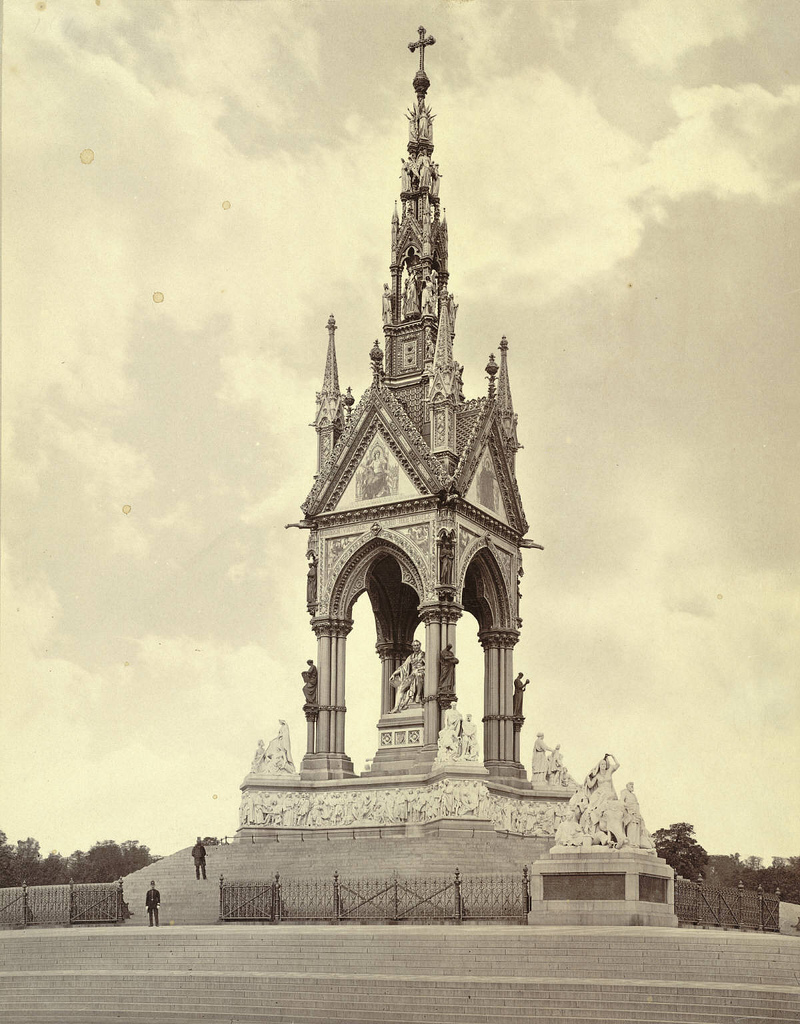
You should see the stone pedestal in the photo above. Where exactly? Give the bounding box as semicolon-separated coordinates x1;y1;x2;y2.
528;848;678;927
364;707;424;776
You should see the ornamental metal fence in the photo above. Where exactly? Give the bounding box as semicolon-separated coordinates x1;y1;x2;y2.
674;877;780;932
0;880;128;928
219;868;530;924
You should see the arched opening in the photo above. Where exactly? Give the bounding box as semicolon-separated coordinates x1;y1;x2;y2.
459;546;523;776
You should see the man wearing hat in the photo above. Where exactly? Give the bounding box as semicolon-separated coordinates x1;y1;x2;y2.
145;881;160;927
191;837;207;880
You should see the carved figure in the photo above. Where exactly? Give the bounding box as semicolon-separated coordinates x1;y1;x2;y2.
437;643;458;697
301;660;318;706
306;554;317;607
419;154;432;189
621;782;655;850
400;158;411;192
447;293;458;331
430;269;439;308
437;528;455;585
390;640;425;712
418;103;430;141
461;714;479;761
546;744;565;785
249;739;266;774
553;808;593;848
436;706;463;761
531;733;553;784
403;271;420;318
421;276;433;314
512;673;529;718
431;163;440;198
381;283;393;324
262;720;296;775
425;335;436;361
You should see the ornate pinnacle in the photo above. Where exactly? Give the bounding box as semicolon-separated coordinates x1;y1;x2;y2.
497;336;514;415
321;314;340;395
486;353;498;399
369;338;384;381
343;386;355;421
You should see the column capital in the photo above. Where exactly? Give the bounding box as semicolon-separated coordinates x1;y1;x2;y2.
311;617;354;638
478;628;520;650
418;601;463;625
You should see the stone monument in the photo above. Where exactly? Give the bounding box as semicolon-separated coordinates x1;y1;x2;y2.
236;27;573;845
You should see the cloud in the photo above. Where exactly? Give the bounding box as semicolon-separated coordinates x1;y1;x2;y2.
616;0;750;72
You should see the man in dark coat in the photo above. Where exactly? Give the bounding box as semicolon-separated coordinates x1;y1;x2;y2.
145;881;160;927
191;837;207;880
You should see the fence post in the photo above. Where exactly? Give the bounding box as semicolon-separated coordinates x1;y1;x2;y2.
21;882;28;929
694;876;701;926
393;877;399;922
523;866;531;915
218;874;224;921
333;871;340;923
453;868;462;923
117;879;124;924
737;880;744;929
273;873;282;923
758;884;764;932
68;879;75;926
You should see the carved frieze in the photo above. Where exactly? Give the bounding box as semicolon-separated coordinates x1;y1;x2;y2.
239;780;565;837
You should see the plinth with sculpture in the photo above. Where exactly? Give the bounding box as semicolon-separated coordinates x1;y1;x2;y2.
527;754;678;927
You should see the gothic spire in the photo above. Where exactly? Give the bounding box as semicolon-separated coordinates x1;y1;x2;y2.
314;315;345;473
497;335;521;461
321;314;340;395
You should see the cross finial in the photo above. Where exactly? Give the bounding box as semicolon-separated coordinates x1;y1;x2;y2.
408;26;436;73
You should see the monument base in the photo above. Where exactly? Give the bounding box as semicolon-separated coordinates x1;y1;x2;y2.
528;848;678;927
298;752;356;779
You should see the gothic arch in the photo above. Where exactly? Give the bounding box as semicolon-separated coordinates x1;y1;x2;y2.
459;542;513;631
329;533;428;621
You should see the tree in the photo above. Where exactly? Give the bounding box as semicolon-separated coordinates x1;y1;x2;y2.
652;822;709;879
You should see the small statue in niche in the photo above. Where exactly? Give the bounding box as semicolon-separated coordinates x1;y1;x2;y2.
301;659;318;706
437;643;458;698
425;335;436;361
437;528;455;585
306;553;318;607
431;163;441;197
447;293;458;332
430;269;439;311
381;283;393;324
402;271;420;318
512;672;529;718
421;276;434;314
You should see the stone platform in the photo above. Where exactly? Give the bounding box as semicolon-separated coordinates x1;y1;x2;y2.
2;924;798;1023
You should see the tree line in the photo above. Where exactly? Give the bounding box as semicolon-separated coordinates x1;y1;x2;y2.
653;822;799;904
0;831;159;888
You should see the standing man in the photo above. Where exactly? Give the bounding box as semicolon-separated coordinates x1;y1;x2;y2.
191;837;207;880
145;881;160;927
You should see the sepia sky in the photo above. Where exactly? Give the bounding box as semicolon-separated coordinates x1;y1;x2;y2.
2;0;799;863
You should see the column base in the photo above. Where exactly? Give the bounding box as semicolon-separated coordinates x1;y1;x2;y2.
484;760;529;785
299;752;356;780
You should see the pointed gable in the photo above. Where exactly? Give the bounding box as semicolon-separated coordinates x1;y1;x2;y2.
454;402;528;534
302;383;447;516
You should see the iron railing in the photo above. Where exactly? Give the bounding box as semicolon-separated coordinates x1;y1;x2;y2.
219;868;530;924
0;880;128;928
674;877;780;932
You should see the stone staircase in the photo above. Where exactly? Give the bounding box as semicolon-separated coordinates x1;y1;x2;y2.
1;925;798;1023
123;832;549;926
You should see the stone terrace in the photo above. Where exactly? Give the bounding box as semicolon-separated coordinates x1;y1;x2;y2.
1;925;799;1023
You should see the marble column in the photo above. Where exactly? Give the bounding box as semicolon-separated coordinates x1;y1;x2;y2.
479;628;523;779
300;617;355;779
419;603;463;753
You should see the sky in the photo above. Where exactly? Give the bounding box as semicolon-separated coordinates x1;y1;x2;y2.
2;0;798;864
